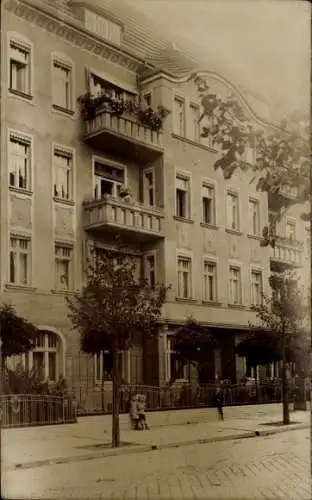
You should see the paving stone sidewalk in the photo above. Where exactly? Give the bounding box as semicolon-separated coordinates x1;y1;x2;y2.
2;403;310;471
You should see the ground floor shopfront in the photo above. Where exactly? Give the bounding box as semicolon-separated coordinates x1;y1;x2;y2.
2;289;283;414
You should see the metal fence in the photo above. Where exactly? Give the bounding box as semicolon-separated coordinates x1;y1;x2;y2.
75;381;309;416
0;394;77;428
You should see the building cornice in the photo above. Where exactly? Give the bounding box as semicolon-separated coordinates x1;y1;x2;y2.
142;69;284;133
3;0;150;74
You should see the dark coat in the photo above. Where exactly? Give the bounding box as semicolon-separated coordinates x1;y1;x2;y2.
213;390;224;407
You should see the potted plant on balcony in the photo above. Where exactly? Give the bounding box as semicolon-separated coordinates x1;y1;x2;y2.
78;92;97;120
110;98;125;116
119;186;132;202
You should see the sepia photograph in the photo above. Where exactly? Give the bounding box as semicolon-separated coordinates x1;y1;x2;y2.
0;0;311;498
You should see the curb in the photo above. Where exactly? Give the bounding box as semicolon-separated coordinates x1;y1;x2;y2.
255;422;309;437
12;423;309;472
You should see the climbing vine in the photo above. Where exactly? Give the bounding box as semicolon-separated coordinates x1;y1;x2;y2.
194;76;310;247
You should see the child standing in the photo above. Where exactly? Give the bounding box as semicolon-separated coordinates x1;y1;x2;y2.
137;394;150;430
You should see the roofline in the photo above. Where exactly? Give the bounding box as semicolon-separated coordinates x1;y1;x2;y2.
142;69;286;133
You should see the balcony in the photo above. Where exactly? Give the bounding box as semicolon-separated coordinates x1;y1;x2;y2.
79;94;166;164
270;235;304;270
83;195;165;243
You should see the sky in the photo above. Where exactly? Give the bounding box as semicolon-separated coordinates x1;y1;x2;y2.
128;0;310;119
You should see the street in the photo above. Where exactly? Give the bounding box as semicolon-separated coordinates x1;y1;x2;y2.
3;428;310;499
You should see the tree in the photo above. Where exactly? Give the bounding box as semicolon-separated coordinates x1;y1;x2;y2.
236;271;309;424
67;248;168;447
0;303;38;366
194;75;310;237
167;317;218;385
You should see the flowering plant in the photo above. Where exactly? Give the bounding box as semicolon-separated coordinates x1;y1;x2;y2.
119;186;132;198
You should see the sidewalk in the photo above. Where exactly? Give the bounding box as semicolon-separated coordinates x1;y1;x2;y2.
2;404;310;471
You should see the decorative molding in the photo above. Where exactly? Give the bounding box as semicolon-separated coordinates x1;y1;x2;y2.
143;70;284;133
4;0;143;73
54;204;74;238
176;223;192;250
9;194;32;229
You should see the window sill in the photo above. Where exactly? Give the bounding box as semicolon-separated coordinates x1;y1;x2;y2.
173;216;194;224
200;223;219;230
5;284;37;293
9;186;33;196
226;228;242;236
171;133;218;154
52;104;75;116
247;234;262;240
175;297;196;303
228;303;246;310
202;300;222;307
51;289;75;295
9;88;33;101
53;197;75;206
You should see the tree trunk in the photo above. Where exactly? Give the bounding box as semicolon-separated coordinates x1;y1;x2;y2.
281;358;290;425
111;351;121;448
101;373;105;413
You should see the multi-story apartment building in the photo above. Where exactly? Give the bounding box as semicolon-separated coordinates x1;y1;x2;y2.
1;0;309;403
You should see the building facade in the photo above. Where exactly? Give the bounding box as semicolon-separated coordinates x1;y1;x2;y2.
1;0;309;404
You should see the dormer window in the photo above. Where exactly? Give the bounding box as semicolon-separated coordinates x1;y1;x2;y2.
85;9;122;46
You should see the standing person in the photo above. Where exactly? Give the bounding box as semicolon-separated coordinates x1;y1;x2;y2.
214;386;224;420
129;394;140;429
137;394;150;430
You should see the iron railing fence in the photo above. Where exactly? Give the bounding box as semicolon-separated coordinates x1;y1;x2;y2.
73;381;310;416
0;394;77;428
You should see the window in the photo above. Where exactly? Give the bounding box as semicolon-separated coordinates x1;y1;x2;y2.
177;256;191;299
53;147;73;201
55;245;72;290
248;198;260;235
203;261;217;302
9;133;31;191
144;169;155;207
9;39;31;96
143;93;152;107
94;350;130;383
93;160;125;199
174;97;185;137
166;337;188;381
9;236;30;285
251;270;263;306
202;184;215;225
145;254;156;288
85;9;122;45
24;331;62;381
286;220;296;241
229;266;242;305
227;191;239;231
190;103;200;142
52;59;72;111
90;74;136;103
176;175;190;218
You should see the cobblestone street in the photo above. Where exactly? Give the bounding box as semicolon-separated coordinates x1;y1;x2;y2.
4;428;310;499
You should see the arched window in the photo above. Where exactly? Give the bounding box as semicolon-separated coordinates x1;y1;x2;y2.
8;330;64;382
29;331;62;381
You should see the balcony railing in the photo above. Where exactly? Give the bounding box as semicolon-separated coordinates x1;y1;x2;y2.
79;94;167;162
271;235;304;268
83;110;163;147
83;196;164;242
